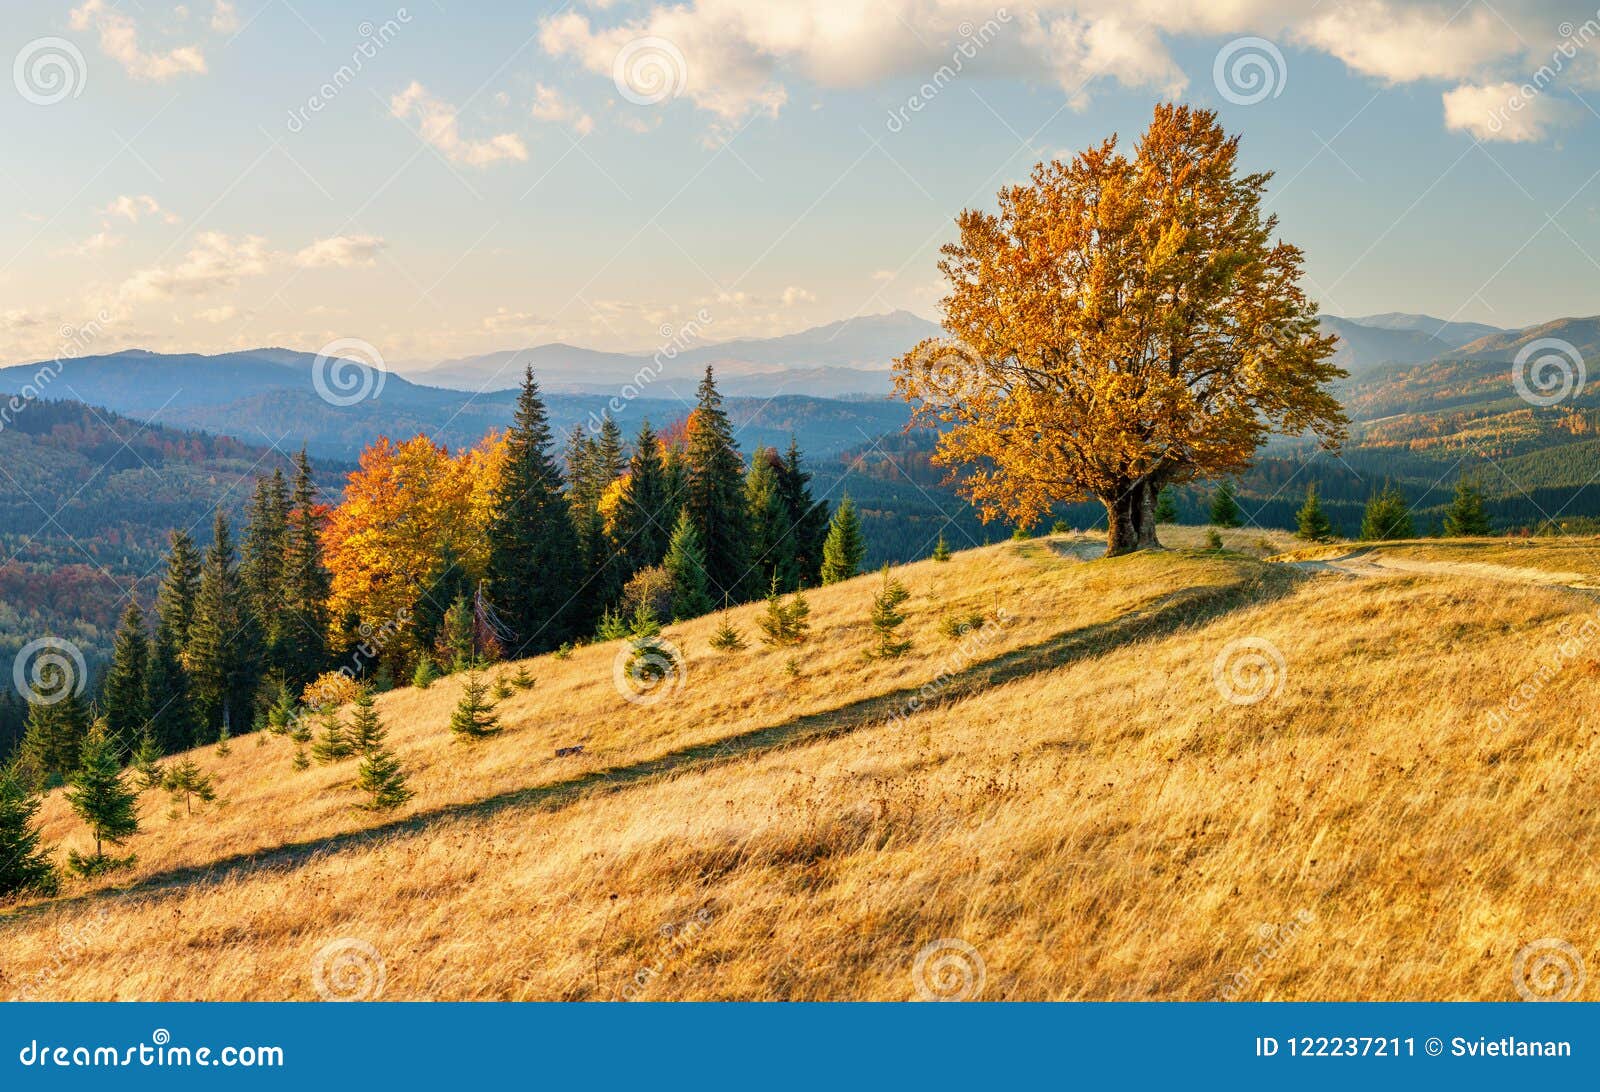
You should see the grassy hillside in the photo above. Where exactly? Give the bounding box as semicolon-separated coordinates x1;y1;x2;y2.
4;528;1597;1001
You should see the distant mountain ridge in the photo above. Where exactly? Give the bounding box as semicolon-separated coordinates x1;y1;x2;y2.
414;310;942;396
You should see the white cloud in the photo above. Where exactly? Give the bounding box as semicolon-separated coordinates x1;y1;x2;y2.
530;84;596;136
295;234;387;268
61;230;123;256
196;304;239;322
120;232;272;300
389;82;529;167
1294;2;1508;84
210;0;239;34
70;0;207;82
482;308;546;334
538;0;1597;140
780;285;815;306
102;194;179;224
1442;81;1580;142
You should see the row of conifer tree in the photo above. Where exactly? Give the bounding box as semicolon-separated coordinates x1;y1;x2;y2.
6;365;876;795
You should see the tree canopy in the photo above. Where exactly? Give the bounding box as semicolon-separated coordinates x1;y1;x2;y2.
894;103;1346;555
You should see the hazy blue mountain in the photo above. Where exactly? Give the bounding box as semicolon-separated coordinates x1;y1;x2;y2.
1318;316;1453;377
413;311;941;396
1350;312;1505;349
0;347;911;461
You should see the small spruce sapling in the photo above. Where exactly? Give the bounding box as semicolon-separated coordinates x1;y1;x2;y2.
709;613;747;652
449;670;501;739
64;722;140;876
163;758;216;818
867;566;913;658
348;686;412;811
311;704;353;764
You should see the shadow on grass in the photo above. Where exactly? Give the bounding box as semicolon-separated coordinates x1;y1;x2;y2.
3;563;1304;921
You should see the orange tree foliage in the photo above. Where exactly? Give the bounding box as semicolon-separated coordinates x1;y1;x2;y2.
895;104;1346;555
322;432;508;656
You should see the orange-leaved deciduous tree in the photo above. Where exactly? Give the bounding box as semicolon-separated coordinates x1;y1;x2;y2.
894;104;1347;555
321;432;507;662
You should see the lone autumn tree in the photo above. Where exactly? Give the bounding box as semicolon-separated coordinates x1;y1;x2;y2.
895;104;1346;555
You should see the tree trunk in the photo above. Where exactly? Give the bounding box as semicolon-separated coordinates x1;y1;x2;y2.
1104;481;1162;556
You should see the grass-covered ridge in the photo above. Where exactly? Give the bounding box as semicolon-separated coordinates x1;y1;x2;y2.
5;533;1598;1000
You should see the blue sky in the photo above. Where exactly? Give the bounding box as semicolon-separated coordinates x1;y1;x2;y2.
3;0;1600;368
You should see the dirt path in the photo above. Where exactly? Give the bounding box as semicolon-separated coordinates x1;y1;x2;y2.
1281;546;1600;593
1051;532;1600;596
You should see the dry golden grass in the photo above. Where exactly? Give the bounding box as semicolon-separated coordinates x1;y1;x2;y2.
4;536;1598;1001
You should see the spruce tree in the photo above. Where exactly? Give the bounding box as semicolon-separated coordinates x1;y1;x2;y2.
931;533;952;562
709;612;747;652
264;682;298;735
311;705;353;764
757;577;811;647
448;671;501;739
820;495;867;584
410;543;470;658
1443;477;1493;537
0;768;57;898
596;607;630;641
746;448;800;593
412;658;439;690
131;727;165;791
157;530;202;647
564;424;612;630
776;437;829;586
345;685;384;753
613;420;672;576
663;507;714;621
64;722;139;875
144;616;197;754
242;470;291;670
102;600;150;755
187;512;261;742
1209;481;1243;528
1360;483;1414;541
17;689;89;789
867;566;913;658
683;367;750;604
162;758;216;817
1154;488;1179;524
487;367;583;655
1295;482;1335;542
352;690;412;811
441;594;476;672
281;450;332;689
